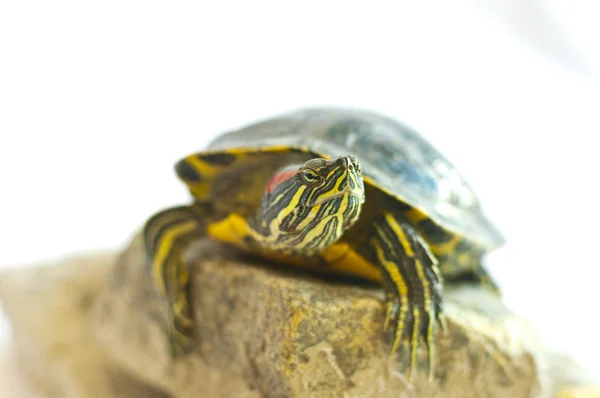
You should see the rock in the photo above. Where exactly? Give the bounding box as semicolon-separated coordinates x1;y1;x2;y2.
0;252;163;398
0;234;597;398
555;387;600;398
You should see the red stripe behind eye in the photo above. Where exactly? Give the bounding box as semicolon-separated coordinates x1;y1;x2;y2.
265;167;298;194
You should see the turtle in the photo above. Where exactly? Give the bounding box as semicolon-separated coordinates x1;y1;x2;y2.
143;107;504;379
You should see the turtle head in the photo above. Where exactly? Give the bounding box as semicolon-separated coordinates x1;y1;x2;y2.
259;156;365;253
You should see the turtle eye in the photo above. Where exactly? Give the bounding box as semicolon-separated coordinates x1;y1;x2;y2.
302;169;322;184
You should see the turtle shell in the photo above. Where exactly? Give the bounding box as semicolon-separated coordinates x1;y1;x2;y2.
206;107;504;250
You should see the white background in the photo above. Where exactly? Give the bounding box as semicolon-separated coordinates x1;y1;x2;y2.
1;0;599;393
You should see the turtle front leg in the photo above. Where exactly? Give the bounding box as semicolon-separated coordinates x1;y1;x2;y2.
143;203;212;355
369;212;445;380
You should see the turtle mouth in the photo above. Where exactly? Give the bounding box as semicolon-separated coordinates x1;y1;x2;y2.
310;187;364;207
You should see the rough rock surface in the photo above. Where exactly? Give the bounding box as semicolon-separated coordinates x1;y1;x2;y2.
0;234;596;398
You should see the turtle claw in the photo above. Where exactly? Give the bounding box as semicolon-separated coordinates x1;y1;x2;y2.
385;286;442;382
170;327;196;355
383;293;399;332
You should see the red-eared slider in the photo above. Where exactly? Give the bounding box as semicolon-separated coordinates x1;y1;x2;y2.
143;107;504;379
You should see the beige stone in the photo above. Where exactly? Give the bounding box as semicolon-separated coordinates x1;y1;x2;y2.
555;387;600;398
0;234;596;397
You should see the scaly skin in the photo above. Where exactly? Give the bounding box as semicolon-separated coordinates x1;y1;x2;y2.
143;149;459;378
